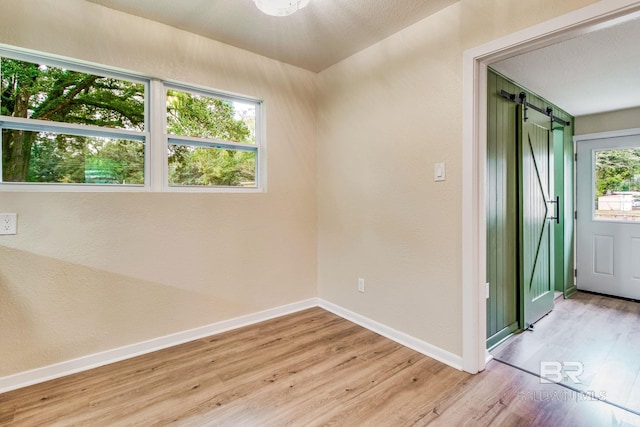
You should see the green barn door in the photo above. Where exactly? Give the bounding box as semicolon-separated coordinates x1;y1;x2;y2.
519;105;555;328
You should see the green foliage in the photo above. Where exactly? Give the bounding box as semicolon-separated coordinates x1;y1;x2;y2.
1;57;145;183
25;133;144;184
1;58;144;128
26;133;85;183
2;57;255;186
167;90;252;142
94;139;145;184
169;146;255;186
595;148;640;197
166;90;256;187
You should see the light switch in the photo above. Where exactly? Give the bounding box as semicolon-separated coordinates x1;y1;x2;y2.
434;162;446;182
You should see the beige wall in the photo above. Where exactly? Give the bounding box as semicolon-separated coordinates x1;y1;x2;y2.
1;0;603;377
575;106;640;135
0;0;317;376
316;0;598;356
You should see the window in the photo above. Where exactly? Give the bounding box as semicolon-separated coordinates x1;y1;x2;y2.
594;147;640;221
165;86;260;189
0;52;148;188
0;48;263;192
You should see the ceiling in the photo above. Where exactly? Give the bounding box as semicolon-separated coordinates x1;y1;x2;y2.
85;0;458;73
491;15;640;117
85;0;640;116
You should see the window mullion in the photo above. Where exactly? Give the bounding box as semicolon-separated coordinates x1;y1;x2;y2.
0;116;146;142
149;79;166;192
167;136;257;152
256;102;266;190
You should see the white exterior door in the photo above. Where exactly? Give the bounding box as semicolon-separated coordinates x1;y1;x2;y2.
575;130;640;299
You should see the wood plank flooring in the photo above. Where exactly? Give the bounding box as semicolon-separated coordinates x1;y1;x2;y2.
2;307;640;426
491;291;640;416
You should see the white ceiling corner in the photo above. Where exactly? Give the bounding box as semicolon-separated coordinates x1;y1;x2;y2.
84;0;459;73
82;0;640;115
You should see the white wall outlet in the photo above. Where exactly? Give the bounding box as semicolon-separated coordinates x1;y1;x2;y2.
358;278;365;293
0;213;17;235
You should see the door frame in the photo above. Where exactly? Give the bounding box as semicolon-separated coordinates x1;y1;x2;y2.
461;0;640;374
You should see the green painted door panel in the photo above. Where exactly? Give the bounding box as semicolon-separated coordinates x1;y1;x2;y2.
519;106;555;327
486;69;574;347
553;128;565;293
486;71;519;345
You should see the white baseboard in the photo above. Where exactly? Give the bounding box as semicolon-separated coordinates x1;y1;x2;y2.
485;350;494;366
318;299;463;371
0;298;319;394
1;297;464;393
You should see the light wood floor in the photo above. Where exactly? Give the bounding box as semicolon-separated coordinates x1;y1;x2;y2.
491;292;640;420
491;292;640;413
491;291;640;416
2;307;640;426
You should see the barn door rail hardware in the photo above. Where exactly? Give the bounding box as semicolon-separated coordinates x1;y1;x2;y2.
499;90;570;127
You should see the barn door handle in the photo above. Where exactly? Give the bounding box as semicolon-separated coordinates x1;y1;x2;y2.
548;196;560;224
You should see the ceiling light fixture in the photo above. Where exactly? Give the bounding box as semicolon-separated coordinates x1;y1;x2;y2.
254;0;310;17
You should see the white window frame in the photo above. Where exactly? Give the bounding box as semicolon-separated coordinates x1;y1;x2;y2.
0;46;265;193
0;47;150;192
591;145;640;223
160;82;265;193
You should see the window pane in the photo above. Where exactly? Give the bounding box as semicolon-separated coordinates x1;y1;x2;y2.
166;89;256;144
1;57;145;131
594;148;640;221
168;144;256;187
1;129;144;185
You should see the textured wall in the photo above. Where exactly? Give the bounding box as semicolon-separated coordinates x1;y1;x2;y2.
0;0;603;377
575;106;640;135
0;0;317;376
316;0;598;356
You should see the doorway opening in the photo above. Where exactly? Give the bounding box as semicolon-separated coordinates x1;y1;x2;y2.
485;89;640;418
464;1;640;415
461;0;640;375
